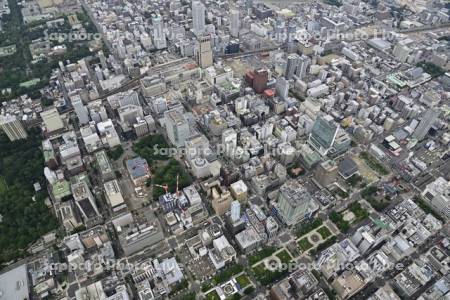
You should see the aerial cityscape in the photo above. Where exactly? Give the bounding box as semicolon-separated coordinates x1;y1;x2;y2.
0;0;449;299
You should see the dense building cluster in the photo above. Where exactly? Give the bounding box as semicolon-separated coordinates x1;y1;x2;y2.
0;0;450;299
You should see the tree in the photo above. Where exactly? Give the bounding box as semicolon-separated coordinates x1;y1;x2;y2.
0;129;58;267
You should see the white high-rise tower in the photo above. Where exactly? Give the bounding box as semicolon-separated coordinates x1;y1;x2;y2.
229;10;240;37
72;95;89;125
230;200;240;223
152;15;167;49
192;1;206;36
0;114;28;141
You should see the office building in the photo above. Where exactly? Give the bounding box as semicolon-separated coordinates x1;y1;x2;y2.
338;157;359;179
0;264;30;300
72;181;100;222
59;131;84;174
126;157;151;186
308;115;338;156
55;200;82;232
0;114;27;141
113;210;164;256
230;200;240;222
285;54;310;80
95;150;115;182
412;109;440;140
41;108;64;133
422;177;450;220
275;180;318;226
104;179;127;212
196;35;213;68
222;128;237;157
107;90;140;110
118;104;144;130
330;129;351;157
308;115;340;156
211;185;233;215
276;76;289;100
81;125;102;153
141;75;167;98
230;180;248;202
266;216;279;239
192;1;205;35
285;54;300;80
235;226;262;253
72;95;89;125
297;55;310;80
229;9;240;37
97;119;121;148
208;235;236;269
133;118;150;137
165;109;191;147
152;15;167;49
314;159;338;187
253;69;268;93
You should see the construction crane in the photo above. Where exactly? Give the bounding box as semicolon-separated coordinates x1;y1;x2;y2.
176;174;180;197
154;184;169;195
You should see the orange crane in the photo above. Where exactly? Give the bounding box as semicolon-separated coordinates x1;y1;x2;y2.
176;174;180;197
154;183;169;194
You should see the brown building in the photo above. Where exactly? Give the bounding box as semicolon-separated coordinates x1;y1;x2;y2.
211;185;233;215
253;69;268;93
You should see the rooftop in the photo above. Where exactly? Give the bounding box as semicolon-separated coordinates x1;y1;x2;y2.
126;157;150;179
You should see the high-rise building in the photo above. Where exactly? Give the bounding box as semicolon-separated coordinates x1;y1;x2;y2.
245;0;253;12
72;95;89;125
275;18;285;43
285;54;300;80
192;1;206;35
211;185;233;215
0;114;27;141
297;55;310;80
164;109;191;147
230;200;240;222
222;128;237;157
308;115;339;157
287;23;296;43
229;9;240;37
412;109;440;140
41;108;65;133
196;35;213;68
276;180;318;226
253;69;268;93
286;54;310;80
314;160;338;187
71;181;100;221
422;177;450;220
152;15;167;49
330;130;351;157
276;77;289;100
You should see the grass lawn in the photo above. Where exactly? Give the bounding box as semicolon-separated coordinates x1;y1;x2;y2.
346;174;363;187
329;211;350;233
348;202;369;222
252;263;266;278
248;247;277;265
211;264;243;285
251;262;287;285
298;237;313;251
317;226;332;240
276;249;293;264
235;274;251;288
295;218;323;238
205;290;220;300
360;152;389;175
